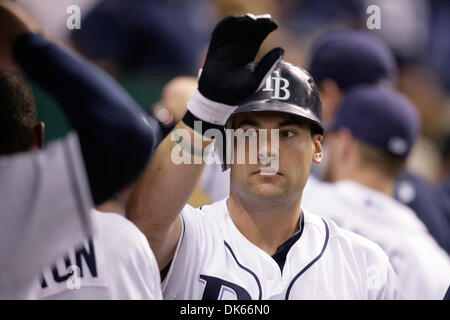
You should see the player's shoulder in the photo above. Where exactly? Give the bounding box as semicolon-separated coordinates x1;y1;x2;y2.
304;210;389;262
93;209;160;278
95;209;141;233
181;198;228;219
179;199;231;237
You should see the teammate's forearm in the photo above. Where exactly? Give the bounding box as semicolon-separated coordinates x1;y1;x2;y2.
126;122;212;266
13;33;157;205
127;121;211;227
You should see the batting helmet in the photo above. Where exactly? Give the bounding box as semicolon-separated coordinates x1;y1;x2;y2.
218;60;323;170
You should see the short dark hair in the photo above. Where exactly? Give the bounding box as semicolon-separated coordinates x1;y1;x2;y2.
0;70;37;155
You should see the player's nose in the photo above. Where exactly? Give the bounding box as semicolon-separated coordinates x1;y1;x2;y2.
257;130;279;165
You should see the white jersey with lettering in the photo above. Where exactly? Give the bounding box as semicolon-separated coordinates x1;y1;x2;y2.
25;210;162;300
162;198;403;300
0;133;94;299
302;179;450;300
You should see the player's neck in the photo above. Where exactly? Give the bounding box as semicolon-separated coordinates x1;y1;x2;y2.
96;199;125;215
226;194;302;256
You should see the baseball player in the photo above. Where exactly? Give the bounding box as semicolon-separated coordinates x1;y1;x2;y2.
302;86;450;299
307;30;450;254
0;1;160;298
30;114;165;299
126;14;403;299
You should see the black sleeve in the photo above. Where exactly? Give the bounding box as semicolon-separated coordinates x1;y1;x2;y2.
13;33;158;205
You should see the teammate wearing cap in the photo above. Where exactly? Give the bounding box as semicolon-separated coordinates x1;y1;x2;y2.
302;86;450;299
127;14;402;299
307;30;450;254
308;30;396;126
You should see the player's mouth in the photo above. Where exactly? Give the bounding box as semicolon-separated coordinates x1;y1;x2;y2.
252;168;282;176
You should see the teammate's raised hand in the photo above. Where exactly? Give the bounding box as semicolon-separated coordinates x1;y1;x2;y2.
0;0;40;68
198;14;284;106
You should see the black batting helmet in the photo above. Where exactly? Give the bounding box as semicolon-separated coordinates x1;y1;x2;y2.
217;60;323;170
228;60;323;133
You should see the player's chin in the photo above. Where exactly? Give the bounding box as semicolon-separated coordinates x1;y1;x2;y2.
247;169;284;189
248;180;287;199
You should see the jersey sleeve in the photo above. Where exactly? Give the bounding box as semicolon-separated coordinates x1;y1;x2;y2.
354;234;404;300
94;212;163;300
325;219;404;300
0;133;95;298
114;215;163;300
369;254;404;300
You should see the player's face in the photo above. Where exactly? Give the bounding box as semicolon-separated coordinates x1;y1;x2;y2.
230;112;323;204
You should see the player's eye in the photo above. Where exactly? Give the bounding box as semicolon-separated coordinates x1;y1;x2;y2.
280;130;295;138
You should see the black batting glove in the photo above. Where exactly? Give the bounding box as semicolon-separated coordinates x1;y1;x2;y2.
198;14;284;106
182;13;283;136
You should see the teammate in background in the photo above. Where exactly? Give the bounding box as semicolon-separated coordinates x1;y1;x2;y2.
307;30;450;254
127;14;403;299
30;114;163;300
302;86;450;299
0;1;160;298
308;30;396;127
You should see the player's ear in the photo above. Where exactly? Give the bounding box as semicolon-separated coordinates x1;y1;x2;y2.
31;122;45;150
312;134;323;164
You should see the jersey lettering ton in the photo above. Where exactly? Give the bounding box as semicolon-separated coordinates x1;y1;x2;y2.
162;199;403;300
0;133;94;298
26;210;162;300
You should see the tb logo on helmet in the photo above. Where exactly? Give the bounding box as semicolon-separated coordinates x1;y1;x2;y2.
263;69;290;100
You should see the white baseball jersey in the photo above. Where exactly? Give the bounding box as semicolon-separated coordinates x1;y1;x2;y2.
24;209;162;300
302;178;450;299
0;133;94;298
162;198;403;300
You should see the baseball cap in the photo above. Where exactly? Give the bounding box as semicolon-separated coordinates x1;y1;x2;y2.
327;86;420;158
308;30;396;90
